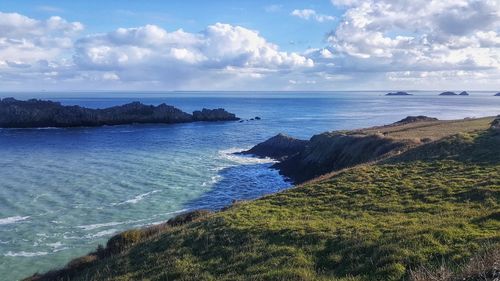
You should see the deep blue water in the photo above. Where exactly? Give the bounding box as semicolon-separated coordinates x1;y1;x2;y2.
0;91;499;280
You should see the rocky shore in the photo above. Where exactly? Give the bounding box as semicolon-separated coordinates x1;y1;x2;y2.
243;115;496;183
0;98;239;128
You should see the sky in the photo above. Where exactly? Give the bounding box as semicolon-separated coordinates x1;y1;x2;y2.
0;0;499;91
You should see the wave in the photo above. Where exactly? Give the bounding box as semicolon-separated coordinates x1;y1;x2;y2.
218;147;276;165
84;229;118;239
77;221;124;231
0;216;30;225
111;190;161;206
4;251;48;257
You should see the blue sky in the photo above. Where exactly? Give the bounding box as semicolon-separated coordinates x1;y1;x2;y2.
0;0;499;91
2;0;342;52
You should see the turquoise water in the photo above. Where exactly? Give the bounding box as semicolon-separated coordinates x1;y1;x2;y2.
0;91;499;280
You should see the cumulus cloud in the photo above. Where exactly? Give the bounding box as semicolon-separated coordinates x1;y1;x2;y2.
73;23;313;86
291;9;335;22
324;0;500;80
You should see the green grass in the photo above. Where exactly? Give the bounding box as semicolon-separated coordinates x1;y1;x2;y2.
29;130;500;281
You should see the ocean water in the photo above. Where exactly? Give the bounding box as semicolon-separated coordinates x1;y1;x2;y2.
0;91;499;280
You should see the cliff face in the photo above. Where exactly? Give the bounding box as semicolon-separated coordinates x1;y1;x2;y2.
241;133;308;160
0;98;239;128
274;132;409;183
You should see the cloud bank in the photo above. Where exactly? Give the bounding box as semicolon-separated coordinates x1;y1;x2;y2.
0;0;499;90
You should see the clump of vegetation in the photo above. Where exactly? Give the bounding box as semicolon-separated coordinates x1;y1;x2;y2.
27;130;499;281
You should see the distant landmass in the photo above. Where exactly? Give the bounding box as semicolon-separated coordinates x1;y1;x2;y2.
439;91;457;96
385;91;412;96
495;92;500;96
459;91;469;96
0;98;239;128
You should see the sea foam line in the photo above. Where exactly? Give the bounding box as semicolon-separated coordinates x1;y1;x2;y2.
111;190;161;206
4;251;48;257
0;216;30;225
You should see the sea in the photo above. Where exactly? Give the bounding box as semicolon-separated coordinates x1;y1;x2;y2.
0;91;499;280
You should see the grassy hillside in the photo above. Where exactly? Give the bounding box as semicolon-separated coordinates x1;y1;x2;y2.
28;126;500;281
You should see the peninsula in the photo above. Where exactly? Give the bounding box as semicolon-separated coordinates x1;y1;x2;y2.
0;98;239;128
27;115;500;281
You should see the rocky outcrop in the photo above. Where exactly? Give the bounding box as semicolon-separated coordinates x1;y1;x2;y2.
0;98;239;128
273;132;409;183
440;91;457;96
241;133;308;160
192;108;239;121
459;91;469;96
386;91;412;96
495;93;500;96
393;115;438;125
491;116;500;131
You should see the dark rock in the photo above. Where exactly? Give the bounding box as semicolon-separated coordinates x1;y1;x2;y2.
386;91;412;96
491;116;500;131
241;133;308;160
192;108;239;122
393;116;438;125
495;93;500;96
274;132;409;183
166;210;212;227
250;118;254;121
0;98;239;128
439;91;457;96
459;91;469;96
255;116;261;120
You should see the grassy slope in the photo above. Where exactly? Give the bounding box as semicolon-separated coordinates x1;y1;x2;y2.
30;128;500;281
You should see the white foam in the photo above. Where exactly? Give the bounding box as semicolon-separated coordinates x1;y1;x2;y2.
112;190;161;206
4;251;48;257
218;148;276;165
77;221;124;231
85;229;118;239
0;216;30;225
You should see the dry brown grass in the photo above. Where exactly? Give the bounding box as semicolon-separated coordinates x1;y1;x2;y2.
410;246;500;281
362;117;495;141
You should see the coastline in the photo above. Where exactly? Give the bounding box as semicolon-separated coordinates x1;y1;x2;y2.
24;114;500;281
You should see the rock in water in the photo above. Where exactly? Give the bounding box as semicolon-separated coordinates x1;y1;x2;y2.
241;133;308;160
495;93;500;96
439;91;457;96
192;108;239;121
459;91;469;96
386;91;412;96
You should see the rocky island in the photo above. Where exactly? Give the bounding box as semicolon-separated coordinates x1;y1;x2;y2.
459;91;469;96
495;92;500;96
439;91;457;96
385;91;412;96
0;98;239;128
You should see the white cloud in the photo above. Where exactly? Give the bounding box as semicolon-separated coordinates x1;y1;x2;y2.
73;23;313;86
291;9;335;22
321;0;500;87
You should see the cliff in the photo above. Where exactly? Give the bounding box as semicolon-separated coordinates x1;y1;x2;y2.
240;133;308;160
0;98;239;128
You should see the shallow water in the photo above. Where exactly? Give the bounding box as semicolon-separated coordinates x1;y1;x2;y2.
0;91;499;280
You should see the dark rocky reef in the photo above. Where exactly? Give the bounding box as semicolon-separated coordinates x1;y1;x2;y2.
393;115;438;125
459;91;469;96
241;133;308;160
386;91;412;96
439;91;457;96
0;98;239;128
192;108;238;122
